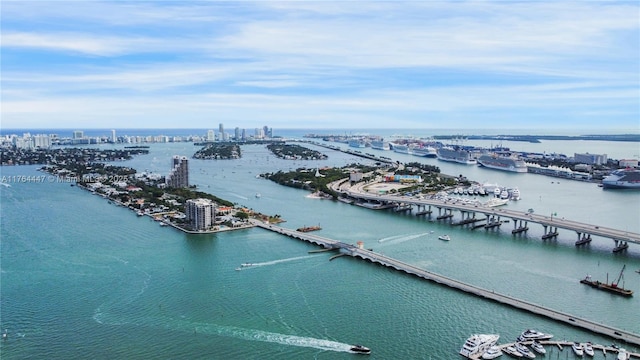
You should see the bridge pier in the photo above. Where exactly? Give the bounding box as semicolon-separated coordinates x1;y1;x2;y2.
542;225;559;240
415;204;432;216
613;240;629;253
575;232;592;246
436;207;453;220
511;219;529;234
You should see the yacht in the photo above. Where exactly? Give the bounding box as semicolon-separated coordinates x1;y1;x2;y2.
530;341;545;355
482;346;503;359
509;188;521;200
617;348;629;360
484;198;509;208
515;343;536;359
438;234;451;241
571;342;584;356
502;345;523;358
459;334;500;358
583;342;594;357
518;329;554;341
350;344;371;354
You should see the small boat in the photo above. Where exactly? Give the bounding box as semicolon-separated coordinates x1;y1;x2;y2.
515;342;535;359
583;342;594;357
241;263;254;267
617;348;628;360
502;345;523;358
438;235;451;241
255;193;261;198
530;341;545;354
350;344;371;354
2;329;7;340
571;342;584;356
482;346;503;359
518;329;554;341
235;267;242;271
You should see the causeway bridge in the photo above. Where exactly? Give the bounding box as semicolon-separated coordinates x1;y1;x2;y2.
330;180;640;252
251;220;640;348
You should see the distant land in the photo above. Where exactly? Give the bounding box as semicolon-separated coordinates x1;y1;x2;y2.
432;134;640;143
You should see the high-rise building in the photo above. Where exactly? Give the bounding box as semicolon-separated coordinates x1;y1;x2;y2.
218;123;224;141
166;156;189;188
185;198;216;230
207;130;215;142
234;127;241;141
111;130;116;143
73;130;84;139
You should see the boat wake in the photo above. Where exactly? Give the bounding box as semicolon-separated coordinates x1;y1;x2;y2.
238;255;319;270
228;192;248;200
378;232;431;245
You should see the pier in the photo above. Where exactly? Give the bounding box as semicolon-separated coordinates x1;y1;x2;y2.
330;180;640;252
251;220;640;347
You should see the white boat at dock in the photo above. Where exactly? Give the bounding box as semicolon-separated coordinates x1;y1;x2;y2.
515;342;535;359
571;342;584;356
482;346;503;359
459;334;500;358
530;341;545;354
502;345;523;358
583;342;594;357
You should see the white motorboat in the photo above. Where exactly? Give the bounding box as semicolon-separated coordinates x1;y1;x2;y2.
515;343;535;359
617;348;628;360
459;334;500;358
438;234;451;241
482;346;503;359
502;345;523;358
530;341;545;354
518;329;554;341
583;342;594;357
510;188;521;200
571;342;584;356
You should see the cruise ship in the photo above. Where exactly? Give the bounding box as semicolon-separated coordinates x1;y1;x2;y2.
370;139;390;151
436;146;477;165
348;139;367;148
459;334;500;358
391;143;411;154
477;153;528;173
410;145;437;158
601;168;640;189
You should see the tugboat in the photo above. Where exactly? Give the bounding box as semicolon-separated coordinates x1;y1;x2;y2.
350;344;371;354
580;265;634;297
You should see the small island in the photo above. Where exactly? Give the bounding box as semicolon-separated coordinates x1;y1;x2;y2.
266;143;328;160
193;143;241;160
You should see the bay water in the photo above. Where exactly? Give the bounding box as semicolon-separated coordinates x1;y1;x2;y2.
1;134;639;359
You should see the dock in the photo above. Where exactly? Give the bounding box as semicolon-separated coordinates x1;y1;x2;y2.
251;220;640;347
467;341;640;360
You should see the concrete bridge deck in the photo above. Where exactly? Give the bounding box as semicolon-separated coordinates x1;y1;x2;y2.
251;220;640;347
329;180;640;249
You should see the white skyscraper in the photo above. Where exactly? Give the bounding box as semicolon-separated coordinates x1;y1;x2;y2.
111;129;116;143
185;198;216;231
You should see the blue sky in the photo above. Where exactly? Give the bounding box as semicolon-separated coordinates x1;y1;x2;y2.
1;1;639;130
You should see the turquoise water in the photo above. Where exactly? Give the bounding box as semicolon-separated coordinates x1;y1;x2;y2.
1;141;639;359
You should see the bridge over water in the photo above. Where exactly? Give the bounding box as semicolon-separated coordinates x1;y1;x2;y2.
251;220;640;348
330;180;640;252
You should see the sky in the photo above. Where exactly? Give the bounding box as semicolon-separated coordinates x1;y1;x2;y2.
1;1;639;131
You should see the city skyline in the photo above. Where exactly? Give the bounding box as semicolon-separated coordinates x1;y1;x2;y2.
2;1;639;131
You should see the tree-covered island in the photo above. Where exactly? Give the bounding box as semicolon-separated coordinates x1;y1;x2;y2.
193;143;241;160
266;143;328;160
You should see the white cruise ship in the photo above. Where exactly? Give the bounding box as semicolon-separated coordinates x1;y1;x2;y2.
459;334;500;359
391;143;411;154
436;146;477;164
601;168;640;189
477;153;527;173
410;145;437;157
370;139;390;151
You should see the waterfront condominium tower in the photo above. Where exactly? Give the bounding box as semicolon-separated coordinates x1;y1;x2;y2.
166;155;189;188
185;198;216;231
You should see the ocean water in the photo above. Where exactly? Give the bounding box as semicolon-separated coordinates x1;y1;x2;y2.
1;138;639;359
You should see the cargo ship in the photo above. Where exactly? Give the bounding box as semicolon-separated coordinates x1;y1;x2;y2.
580;265;633;297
